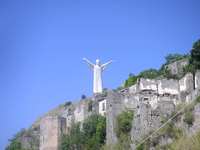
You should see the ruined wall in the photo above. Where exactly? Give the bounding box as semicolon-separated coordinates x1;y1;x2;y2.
195;70;200;89
179;73;193;93
74;101;86;123
99;99;107;116
106;91;125;145
40;116;66;150
158;79;179;95
139;78;157;91
131;99;175;142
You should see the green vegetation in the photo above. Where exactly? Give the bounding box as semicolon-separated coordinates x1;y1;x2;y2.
124;74;138;87
183;96;200;126
116;110;134;137
196;96;200;103
6;129;26;150
191;39;200;70
60;114;106;150
124;69;162;87
159;122;183;139
60;123;84;150
115;110;134;150
184;110;194;126
136;144;144;150
165;53;189;65
167;130;200;150
6;140;23;150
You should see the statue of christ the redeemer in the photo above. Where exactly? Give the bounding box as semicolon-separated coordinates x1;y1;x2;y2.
83;58;112;94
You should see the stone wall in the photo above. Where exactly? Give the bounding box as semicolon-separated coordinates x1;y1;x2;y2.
99;99;107;116
195;70;200;89
139;78;157;91
106;91;125;145
40;116;66;150
131;100;175;142
157;79;179;95
179;73;193;93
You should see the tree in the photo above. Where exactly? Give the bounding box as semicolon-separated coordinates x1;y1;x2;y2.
82;114;106;150
191;39;200;70
6;129;27;150
81;94;87;99
6;140;23;150
116;110;134;138
60;114;106;150
124;74;138;87
138;69;160;79
60;123;84;150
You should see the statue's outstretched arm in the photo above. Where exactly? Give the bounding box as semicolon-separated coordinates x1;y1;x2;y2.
83;58;94;68
101;60;113;70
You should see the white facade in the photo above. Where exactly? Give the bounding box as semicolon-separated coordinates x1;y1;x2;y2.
157;79;179;95
99;99;107;116
179;73;193;92
139;78;157;91
195;71;200;89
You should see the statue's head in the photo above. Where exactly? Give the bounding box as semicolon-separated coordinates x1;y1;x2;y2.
96;59;100;66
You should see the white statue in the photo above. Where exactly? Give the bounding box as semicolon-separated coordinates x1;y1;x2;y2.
83;58;112;94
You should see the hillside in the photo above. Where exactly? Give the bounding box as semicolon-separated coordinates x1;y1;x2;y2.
6;39;200;150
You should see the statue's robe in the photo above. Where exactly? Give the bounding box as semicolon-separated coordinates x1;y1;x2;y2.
93;65;103;93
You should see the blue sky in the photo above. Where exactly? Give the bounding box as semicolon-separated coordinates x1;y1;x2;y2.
0;0;200;149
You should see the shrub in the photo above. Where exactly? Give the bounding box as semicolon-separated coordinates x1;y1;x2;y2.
82;114;106;150
60;123;84;150
124;74;138;87
159;122;182;139
196;96;200;103
64;101;72;107
184;111;194;126
115;110;134;150
81;94;87;99
136;143;144;150
116;110;134;138
165;53;188;65
191;39;200;70
6;129;27;150
138;69;161;79
61;114;106;150
169;130;200;150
